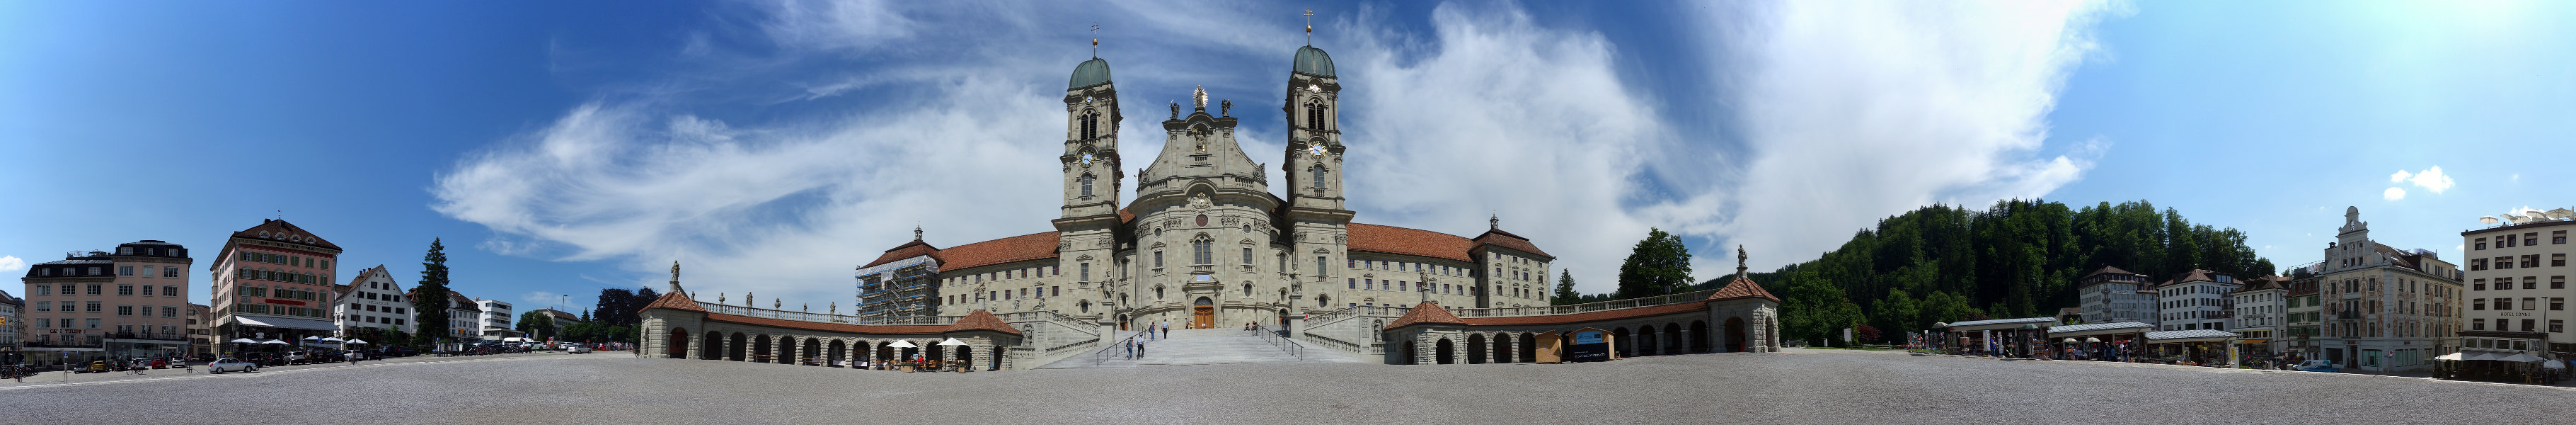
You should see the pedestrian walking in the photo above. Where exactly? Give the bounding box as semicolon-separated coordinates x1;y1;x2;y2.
1125;338;1136;359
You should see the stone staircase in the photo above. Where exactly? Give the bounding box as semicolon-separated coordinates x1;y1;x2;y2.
1036;328;1362;368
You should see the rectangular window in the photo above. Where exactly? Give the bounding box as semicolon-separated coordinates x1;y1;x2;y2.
2555;254;2567;267
86;318;100;329
2525;255;2542;268
2528;232;2541;246
1364;279;1374;290
2526;298;2538;310
118;266;134;276
86;285;101;295
1347;278;1357;289
2474;299;2486;310
2473;259;2488;271
2553;298;2565;311
2524;319;2538;332
2528;276;2541;290
1347;259;1357;268
1052;286;1059;297
1154;251;1164;268
2555;276;2567;289
86;301;101;312
163;267;178;278
33;285;47;296
2555;230;2567;244
2475;237;2488;250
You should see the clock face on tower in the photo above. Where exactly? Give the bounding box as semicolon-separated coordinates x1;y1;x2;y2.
1080;153;1095;164
1307;144;1328;157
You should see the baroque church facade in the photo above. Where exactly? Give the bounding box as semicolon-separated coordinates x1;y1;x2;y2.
852;42;1558;330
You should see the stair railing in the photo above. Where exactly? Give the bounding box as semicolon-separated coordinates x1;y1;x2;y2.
1249;324;1302;361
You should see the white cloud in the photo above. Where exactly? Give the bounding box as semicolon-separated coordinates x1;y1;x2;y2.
2384;187;2407;200
0;256;23;272
1671;1;2127;272
519;291;565;309
2403;166;2455;193
2389;169;2413;183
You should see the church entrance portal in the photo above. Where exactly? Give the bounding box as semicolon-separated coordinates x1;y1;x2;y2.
1192;297;1215;329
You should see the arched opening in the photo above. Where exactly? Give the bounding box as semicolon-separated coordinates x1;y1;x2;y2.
752;334;772;363
1493;333;1514;363
702;331;722;360
1405;340;1419;365
803;338;822;366
729;333;747;361
1466;334;1488;364
829;340;847;367
957;346;974;370
1691;321;1712;353
1664;323;1684;354
1116;314;1129;331
1725;317;1749;353
667;327;690;358
1637;329;1658;356
928;344;947;368
1435;338;1455;365
1192;297;1216;329
1519;332;1538;362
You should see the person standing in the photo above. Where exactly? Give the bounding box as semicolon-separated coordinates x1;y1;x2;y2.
1124;338;1135;360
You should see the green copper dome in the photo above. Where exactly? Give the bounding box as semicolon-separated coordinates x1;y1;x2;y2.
1293;45;1335;78
1069;57;1112;89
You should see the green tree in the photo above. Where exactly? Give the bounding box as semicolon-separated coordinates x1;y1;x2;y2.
1552;270;1581;306
409;238;453;346
516;310;556;341
1615;228;1693;299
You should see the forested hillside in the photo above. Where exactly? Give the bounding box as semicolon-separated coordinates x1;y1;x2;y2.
1711;200;2279;345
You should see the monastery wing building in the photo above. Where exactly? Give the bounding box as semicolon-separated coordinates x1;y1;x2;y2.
851;43;1559;331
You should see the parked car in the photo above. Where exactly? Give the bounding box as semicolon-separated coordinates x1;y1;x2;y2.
567;344;593;354
207;358;260;373
2295;360;2338;373
243;352;285;367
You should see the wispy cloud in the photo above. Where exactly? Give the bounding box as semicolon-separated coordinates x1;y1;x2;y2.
2384;187;2407;201
1668;1;2127;271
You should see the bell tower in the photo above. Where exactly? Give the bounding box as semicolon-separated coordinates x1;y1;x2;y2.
1055;45;1123;319
1280;22;1354;314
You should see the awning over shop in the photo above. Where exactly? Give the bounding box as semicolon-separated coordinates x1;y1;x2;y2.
2047;322;2152;338
1946;317;2062;332
2234;339;2269;344
236;315;339;331
2144;329;2239;344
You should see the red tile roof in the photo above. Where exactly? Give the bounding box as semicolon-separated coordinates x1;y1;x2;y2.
1708;278;1780;302
945;310;1023;336
640;291;705;312
1472;229;1553;259
933;232;1061;271
1385;302;1468;329
1349;224;1477;262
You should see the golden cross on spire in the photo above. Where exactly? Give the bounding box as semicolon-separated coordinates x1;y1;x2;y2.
1091;22;1101;57
1303;8;1314;45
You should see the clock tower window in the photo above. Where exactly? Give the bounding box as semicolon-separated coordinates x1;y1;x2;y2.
1079;174;1096;197
1306;103;1325;130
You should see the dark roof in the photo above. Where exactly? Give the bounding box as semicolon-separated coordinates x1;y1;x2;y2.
1069;57;1112;89
1293;45;1335;78
1385;302;1468;329
229;219;343;250
2081;265;2141;280
1472;228;1553;259
863;240;941;268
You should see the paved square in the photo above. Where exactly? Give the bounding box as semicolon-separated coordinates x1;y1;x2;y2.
3;349;2570;424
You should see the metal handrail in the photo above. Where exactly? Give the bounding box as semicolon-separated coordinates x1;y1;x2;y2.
1092;330;1151;366
1249;324;1301;360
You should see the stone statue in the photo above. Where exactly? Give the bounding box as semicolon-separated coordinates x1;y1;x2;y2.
1220;99;1232;116
718;293;726;303
746;292;754;307
1737;244;1749;280
1169;101;1179;118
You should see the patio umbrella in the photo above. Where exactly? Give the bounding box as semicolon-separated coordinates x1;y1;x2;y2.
261;339;289;345
887;340;919;348
2084;337;2100;343
2434;352;2466;361
321;337;345;343
2463;352;2498;361
304;336;321;341
229;338;260;344
938;338;968;346
2499;353;2546;363
345;339;368;344
2061;339;2077;344
2546;361;2568;370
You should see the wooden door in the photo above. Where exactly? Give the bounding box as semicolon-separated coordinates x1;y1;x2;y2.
1192;306;1214;329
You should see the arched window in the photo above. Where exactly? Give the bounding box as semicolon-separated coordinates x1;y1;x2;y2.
1081;110;1100;140
1192;237;1214;265
1306;102;1325;130
1243;283;1254;296
1309;164;1328;188
1079;174;1095;197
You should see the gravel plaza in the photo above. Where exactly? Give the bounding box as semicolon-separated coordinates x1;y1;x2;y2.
5;348;2573;424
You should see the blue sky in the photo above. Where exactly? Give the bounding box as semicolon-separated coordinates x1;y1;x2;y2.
4;1;2570;310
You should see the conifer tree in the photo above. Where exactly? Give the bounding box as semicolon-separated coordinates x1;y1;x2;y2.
410;238;453;346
